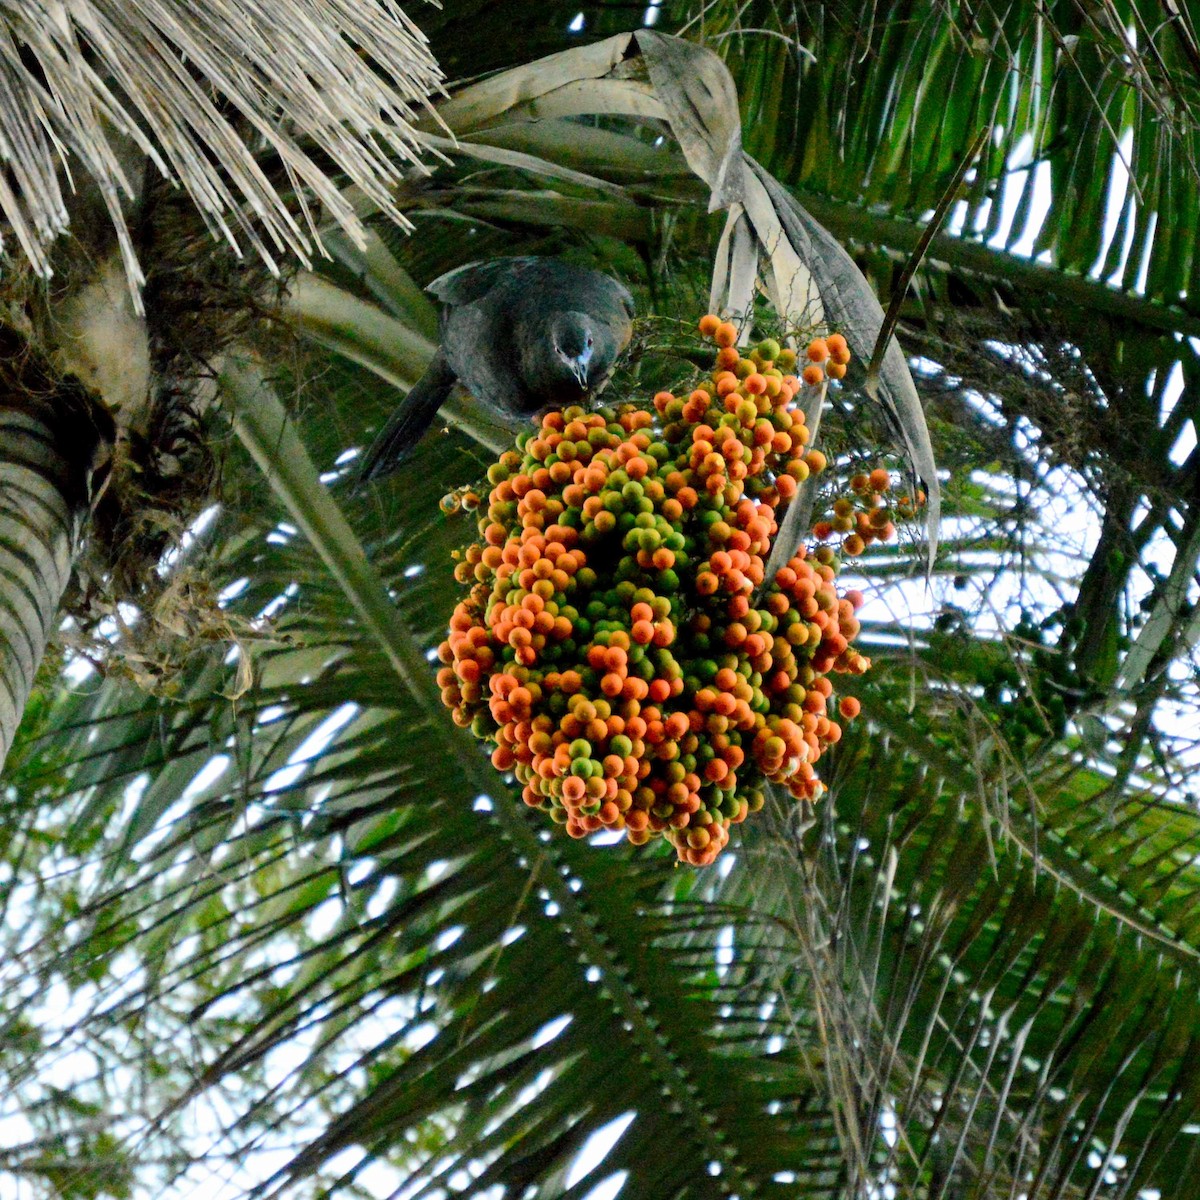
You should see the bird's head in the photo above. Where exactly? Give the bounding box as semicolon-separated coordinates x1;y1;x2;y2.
549;312;596;390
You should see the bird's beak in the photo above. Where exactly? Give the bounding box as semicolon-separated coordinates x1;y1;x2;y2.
570;344;593;389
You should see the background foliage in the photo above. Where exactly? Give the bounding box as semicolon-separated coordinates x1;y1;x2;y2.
3;2;1200;1198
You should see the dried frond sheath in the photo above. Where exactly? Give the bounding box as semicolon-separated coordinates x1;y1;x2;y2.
0;0;444;309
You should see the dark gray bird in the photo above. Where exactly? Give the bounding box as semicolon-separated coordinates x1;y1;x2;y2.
358;256;635;482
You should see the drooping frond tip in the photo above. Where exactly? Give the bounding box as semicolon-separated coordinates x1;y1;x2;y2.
0;0;444;310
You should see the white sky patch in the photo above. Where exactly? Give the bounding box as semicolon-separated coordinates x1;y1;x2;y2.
881;1105;899;1147
257;581;298;620
1004;159;1052;259
307;897;342;940
263;702;359;793
532;1014;573;1048
580;1172;629;1200
62;650;97;684
183;754;231;800
218;576;250;605
266;521;298;545
346;858;375;886
1093;130;1136;283
1170;420;1197;467
1159;359;1185;423
716;925;734;977
158;504;221;575
1135;210;1158;294
405;1022;438;1052
566;1112;636;1189
434;925;464;952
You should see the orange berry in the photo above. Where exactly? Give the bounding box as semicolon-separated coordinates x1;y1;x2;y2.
827;361;847;381
826;333;848;356
714;321;739;348
806;338;828;362
843;533;865;557
801;364;824;387
839;696;861;720
869;468;891;492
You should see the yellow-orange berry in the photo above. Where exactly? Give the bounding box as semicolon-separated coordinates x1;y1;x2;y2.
714;321;739;348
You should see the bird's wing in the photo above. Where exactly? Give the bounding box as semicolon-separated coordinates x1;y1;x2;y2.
427;256;545;307
607;280;635;351
612;278;636;323
442;302;531;416
357;349;459;483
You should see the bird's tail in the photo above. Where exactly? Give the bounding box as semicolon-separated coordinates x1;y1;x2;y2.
357;350;457;484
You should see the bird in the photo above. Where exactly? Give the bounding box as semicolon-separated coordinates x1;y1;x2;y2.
358;256;635;482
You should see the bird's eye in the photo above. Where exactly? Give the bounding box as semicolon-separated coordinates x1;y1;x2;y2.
586;336;594;348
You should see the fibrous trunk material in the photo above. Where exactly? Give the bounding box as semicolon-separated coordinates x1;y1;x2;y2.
0;329;111;769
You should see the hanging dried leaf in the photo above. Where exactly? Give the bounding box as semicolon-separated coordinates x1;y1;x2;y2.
0;0;443;310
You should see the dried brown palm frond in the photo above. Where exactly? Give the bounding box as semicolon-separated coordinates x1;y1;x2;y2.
0;0;443;309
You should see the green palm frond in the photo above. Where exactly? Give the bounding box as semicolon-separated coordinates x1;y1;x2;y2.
707;0;1200;317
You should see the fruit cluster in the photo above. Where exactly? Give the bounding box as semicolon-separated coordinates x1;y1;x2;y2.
812;469;926;558
437;320;869;866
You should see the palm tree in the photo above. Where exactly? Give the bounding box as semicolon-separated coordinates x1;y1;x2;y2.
3;3;1200;1199
0;0;441;765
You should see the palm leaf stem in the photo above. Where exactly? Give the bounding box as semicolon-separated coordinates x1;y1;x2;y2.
795;191;1200;339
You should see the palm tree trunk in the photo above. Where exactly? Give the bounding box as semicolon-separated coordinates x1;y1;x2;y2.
0;328;112;770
